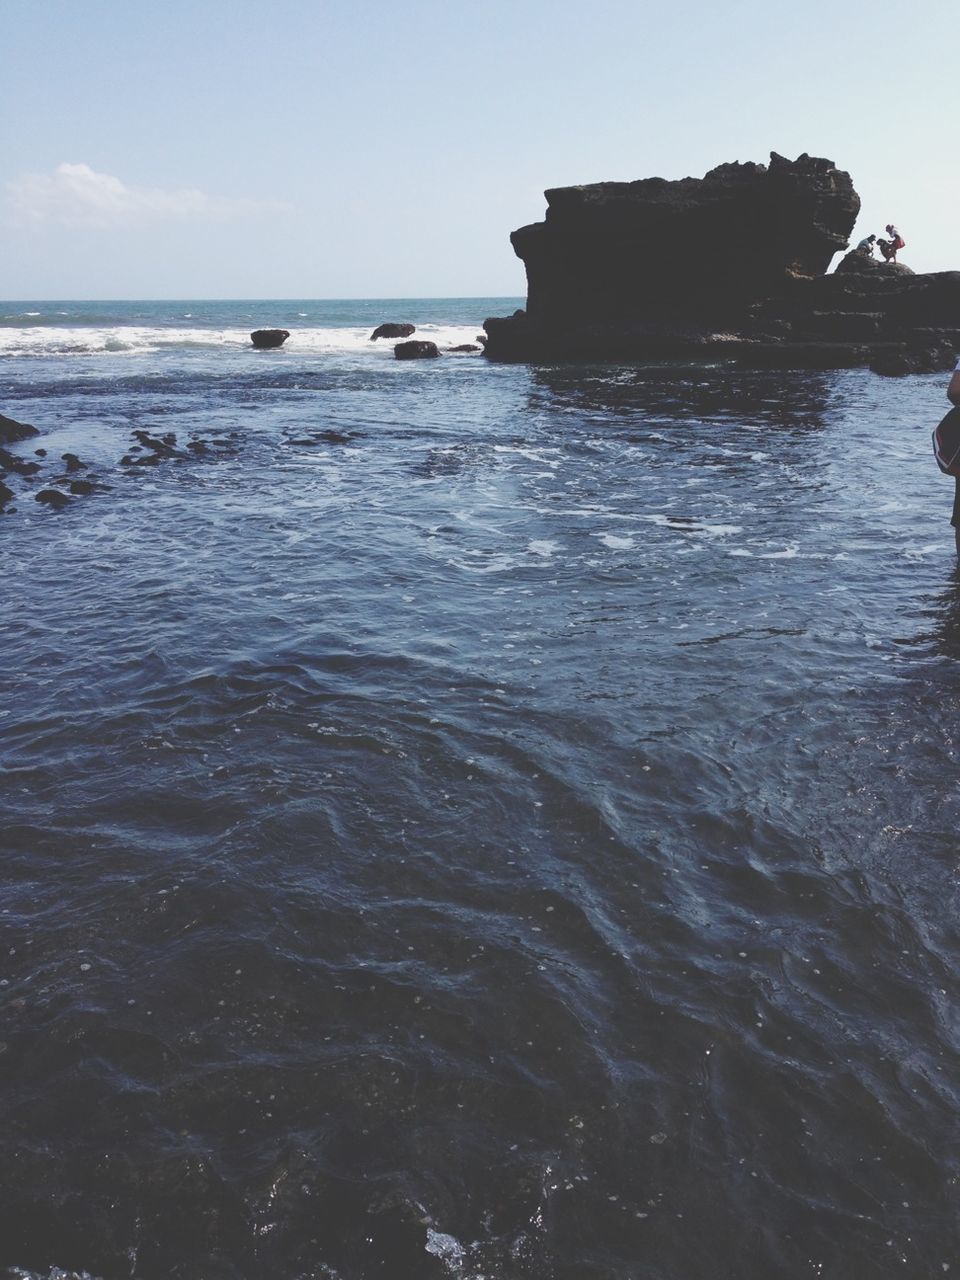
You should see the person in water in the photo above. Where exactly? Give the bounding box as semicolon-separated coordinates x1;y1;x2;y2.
948;359;960;556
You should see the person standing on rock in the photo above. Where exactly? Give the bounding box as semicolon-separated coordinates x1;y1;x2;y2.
947;359;960;556
880;223;905;262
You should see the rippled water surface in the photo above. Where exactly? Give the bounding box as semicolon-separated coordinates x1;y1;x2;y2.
1;301;958;1279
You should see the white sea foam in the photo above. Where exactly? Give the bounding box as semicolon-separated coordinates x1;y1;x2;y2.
643;514;742;537
0;322;484;359
424;1229;465;1264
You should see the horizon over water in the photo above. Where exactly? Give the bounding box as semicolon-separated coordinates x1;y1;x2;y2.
1;297;958;1279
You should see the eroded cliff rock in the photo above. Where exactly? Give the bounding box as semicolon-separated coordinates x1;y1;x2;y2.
513;153;857;322
484;152;958;373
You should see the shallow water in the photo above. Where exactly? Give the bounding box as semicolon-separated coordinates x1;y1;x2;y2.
1;302;958;1279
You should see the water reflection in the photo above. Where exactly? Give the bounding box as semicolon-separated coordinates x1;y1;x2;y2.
906;568;960;660
527;364;837;431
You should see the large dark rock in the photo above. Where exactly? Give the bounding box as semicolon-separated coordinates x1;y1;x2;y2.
394;340;440;361
371;323;415;340
0;413;39;444
510;152;858;326
484;151;960;374
250;328;290;349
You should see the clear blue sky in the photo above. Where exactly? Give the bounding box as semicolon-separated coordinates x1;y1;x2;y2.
3;0;956;299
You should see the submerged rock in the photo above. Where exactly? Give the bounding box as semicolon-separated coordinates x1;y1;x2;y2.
394;340;440;360
371;323;415;340
133;429;178;458
250;328;290;349
0;447;41;477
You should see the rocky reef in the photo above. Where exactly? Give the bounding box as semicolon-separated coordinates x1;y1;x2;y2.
484;153;960;373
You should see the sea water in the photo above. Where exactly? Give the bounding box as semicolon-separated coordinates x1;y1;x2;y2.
1;299;958;1278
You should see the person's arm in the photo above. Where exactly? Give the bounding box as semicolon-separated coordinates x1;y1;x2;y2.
949;359;960;406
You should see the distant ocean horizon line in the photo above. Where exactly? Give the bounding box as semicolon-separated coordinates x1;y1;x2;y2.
1;294;526;304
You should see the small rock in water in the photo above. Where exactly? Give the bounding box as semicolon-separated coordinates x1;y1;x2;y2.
62;452;87;472
35;488;71;510
250;328;290;348
395;340;440;361
370;322;415;341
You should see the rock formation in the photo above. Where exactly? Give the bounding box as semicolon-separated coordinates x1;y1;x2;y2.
371;323;416;340
250;329;290;349
484;153;960;373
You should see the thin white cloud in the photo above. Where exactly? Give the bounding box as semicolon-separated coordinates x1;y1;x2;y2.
6;162;289;226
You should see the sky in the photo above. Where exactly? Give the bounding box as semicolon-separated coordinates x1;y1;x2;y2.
3;0;958;300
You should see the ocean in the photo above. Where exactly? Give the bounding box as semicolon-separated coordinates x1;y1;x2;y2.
1;298;958;1279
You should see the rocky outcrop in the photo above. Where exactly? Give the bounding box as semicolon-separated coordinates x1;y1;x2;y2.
834;249;914;277
250;329;290;349
484;152;959;373
510;153;857;324
371;323;415;340
394;340;440;360
0;413;39;444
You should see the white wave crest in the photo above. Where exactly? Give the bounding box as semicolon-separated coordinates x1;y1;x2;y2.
0;323;486;359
